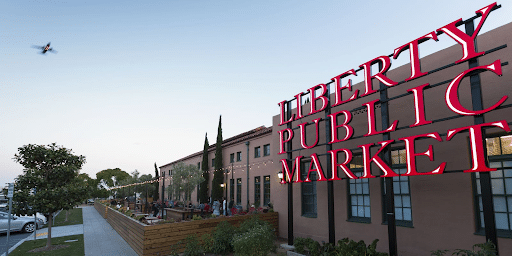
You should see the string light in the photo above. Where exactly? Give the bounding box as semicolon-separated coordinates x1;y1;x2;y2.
108;160;276;190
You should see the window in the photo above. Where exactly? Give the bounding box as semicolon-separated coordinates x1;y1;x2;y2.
212;158;215;167
255;176;261;206
169;170;171;176
237;178;242;204
230;153;235;163
230;179;235;201
254;146;261;158
348;154;371;222
301;159;317;217
264;144;270;156
383;149;412;226
236;151;242;162
264;175;271;206
162;171;165;176
474;135;512;235
197;162;200;170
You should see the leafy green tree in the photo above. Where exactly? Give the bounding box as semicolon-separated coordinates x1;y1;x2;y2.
96;168;130;198
211;116;224;201
12;143;87;249
154;162;159;200
169;162;204;202
198;133;209;203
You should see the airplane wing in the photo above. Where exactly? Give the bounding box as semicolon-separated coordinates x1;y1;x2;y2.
31;45;45;49
48;48;57;54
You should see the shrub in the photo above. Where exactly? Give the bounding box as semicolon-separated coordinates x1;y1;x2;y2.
336;238;387;256
294;237;387;256
232;222;276;256
237;215;266;234
431;240;497;256
125;210;132;217
169;240;182;256
212;221;236;254
201;233;214;253
183;234;203;256
157;218;175;225
192;215;202;221
294;237;309;254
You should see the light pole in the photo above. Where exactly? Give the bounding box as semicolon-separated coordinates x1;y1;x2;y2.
245;141;250;210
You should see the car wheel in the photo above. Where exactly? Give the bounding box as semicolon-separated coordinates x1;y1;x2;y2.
23;223;36;233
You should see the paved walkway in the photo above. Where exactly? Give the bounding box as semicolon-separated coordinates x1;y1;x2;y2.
82;206;138;256
3;206;138;256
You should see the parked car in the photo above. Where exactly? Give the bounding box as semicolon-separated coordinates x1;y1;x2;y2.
0;212;44;233
87;199;95;205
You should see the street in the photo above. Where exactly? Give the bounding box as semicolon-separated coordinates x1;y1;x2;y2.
0;231;31;255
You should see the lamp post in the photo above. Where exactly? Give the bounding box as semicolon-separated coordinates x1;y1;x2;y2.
245;141;250;210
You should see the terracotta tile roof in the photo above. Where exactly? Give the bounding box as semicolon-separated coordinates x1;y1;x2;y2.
159;126;272;168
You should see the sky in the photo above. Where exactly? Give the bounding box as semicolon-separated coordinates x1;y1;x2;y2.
1;0;511;187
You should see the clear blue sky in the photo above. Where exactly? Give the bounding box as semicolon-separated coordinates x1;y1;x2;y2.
1;0;511;186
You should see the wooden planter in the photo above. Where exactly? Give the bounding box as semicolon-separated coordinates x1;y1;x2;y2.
94;202;279;256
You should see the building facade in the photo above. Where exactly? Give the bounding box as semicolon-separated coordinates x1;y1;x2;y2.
160;20;512;256
159;126;274;209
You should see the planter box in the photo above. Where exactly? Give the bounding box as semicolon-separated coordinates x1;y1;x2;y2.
94;202;279;256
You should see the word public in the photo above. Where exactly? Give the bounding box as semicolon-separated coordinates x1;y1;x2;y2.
277;2;510;184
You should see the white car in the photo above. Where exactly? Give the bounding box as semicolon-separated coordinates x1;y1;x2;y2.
0;212;44;233
20;213;47;225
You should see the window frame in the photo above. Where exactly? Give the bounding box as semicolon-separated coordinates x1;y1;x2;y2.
230;178;235;201
382;148;413;227
236;178;242;204
263;144;271;156
263;175;270;206
236;152;242;162
347;154;371;223
473;134;512;238
254;146;261;158
254;176;261;207
301;159;317;218
230;153;235;163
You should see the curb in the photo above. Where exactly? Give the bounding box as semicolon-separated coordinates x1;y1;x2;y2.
1;235;31;256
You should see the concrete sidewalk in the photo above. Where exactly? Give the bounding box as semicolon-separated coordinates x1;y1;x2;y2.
82;205;138;256
3;206;138;256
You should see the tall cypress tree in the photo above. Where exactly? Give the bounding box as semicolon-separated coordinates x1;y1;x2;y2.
154;162;159;200
198;133;209;203
211;115;224;201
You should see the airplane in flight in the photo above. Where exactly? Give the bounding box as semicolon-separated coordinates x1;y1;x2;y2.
32;42;57;54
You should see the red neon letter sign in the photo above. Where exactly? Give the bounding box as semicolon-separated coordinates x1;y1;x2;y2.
446;120;511;172
359;56;398;97
409;83;432;127
328;110;353;143
332;70;358;107
359;140;398;179
278;100;294;126
393;32;438;81
308;84;329;115
304;154;328;182
328;148;357;180
437;2;497;64
278;128;293;154
445;60;507;115
399;132;446;176
364;99;398;136
298;118;321;149
280;156;304;184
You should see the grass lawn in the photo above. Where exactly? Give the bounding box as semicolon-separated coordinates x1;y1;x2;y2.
9;234;84;256
51;208;83;227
